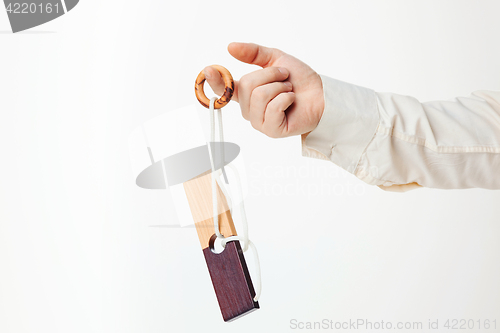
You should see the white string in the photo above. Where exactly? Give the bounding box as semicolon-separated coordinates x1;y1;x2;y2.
208;97;262;302
209;98;223;239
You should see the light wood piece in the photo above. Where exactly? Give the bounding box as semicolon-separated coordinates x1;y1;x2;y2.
183;171;237;249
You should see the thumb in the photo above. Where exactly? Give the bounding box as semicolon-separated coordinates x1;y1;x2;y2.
227;42;283;68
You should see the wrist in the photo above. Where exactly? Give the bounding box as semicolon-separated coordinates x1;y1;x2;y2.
309;73;325;133
302;74;379;173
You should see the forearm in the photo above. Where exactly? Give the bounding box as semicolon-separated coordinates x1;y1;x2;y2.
302;75;500;191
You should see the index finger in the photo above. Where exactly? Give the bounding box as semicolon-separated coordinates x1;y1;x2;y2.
204;66;239;103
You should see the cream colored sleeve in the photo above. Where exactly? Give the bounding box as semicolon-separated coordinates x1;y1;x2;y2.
302;74;500;192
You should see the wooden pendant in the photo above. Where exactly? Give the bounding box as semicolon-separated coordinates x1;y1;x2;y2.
183;171;259;321
195;64;234;109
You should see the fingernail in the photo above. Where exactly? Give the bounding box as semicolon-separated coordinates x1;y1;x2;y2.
204;68;212;79
278;67;288;75
284;81;292;88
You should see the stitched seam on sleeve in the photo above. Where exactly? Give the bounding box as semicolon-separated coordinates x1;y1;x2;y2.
377;125;500;154
356;156;424;189
355;163;402;186
352;94;381;175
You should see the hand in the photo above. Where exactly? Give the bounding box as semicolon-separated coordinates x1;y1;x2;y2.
204;43;324;138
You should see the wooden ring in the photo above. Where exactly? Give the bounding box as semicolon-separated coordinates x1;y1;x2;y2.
195;65;234;109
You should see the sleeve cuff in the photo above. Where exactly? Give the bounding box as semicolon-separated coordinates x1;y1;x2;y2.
302;74;380;174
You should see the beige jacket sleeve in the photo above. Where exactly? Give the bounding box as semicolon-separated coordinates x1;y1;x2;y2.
302;74;500;192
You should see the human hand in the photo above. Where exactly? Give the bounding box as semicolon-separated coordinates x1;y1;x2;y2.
204;42;324;138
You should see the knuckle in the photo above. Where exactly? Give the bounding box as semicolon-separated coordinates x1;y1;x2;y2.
250;120;260;131
261;122;277;138
265;128;280;139
239;76;252;91
251;86;267;100
271;47;283;57
266;100;278;113
249;115;263;131
240;109;250;120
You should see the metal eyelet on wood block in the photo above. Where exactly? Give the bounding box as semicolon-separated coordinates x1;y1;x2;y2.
195;65;234;109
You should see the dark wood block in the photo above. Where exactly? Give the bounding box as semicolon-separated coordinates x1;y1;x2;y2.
202;240;259;322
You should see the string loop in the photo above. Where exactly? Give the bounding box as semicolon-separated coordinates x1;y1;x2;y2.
208;97;261;302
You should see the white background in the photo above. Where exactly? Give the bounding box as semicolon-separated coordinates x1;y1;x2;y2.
1;1;499;332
